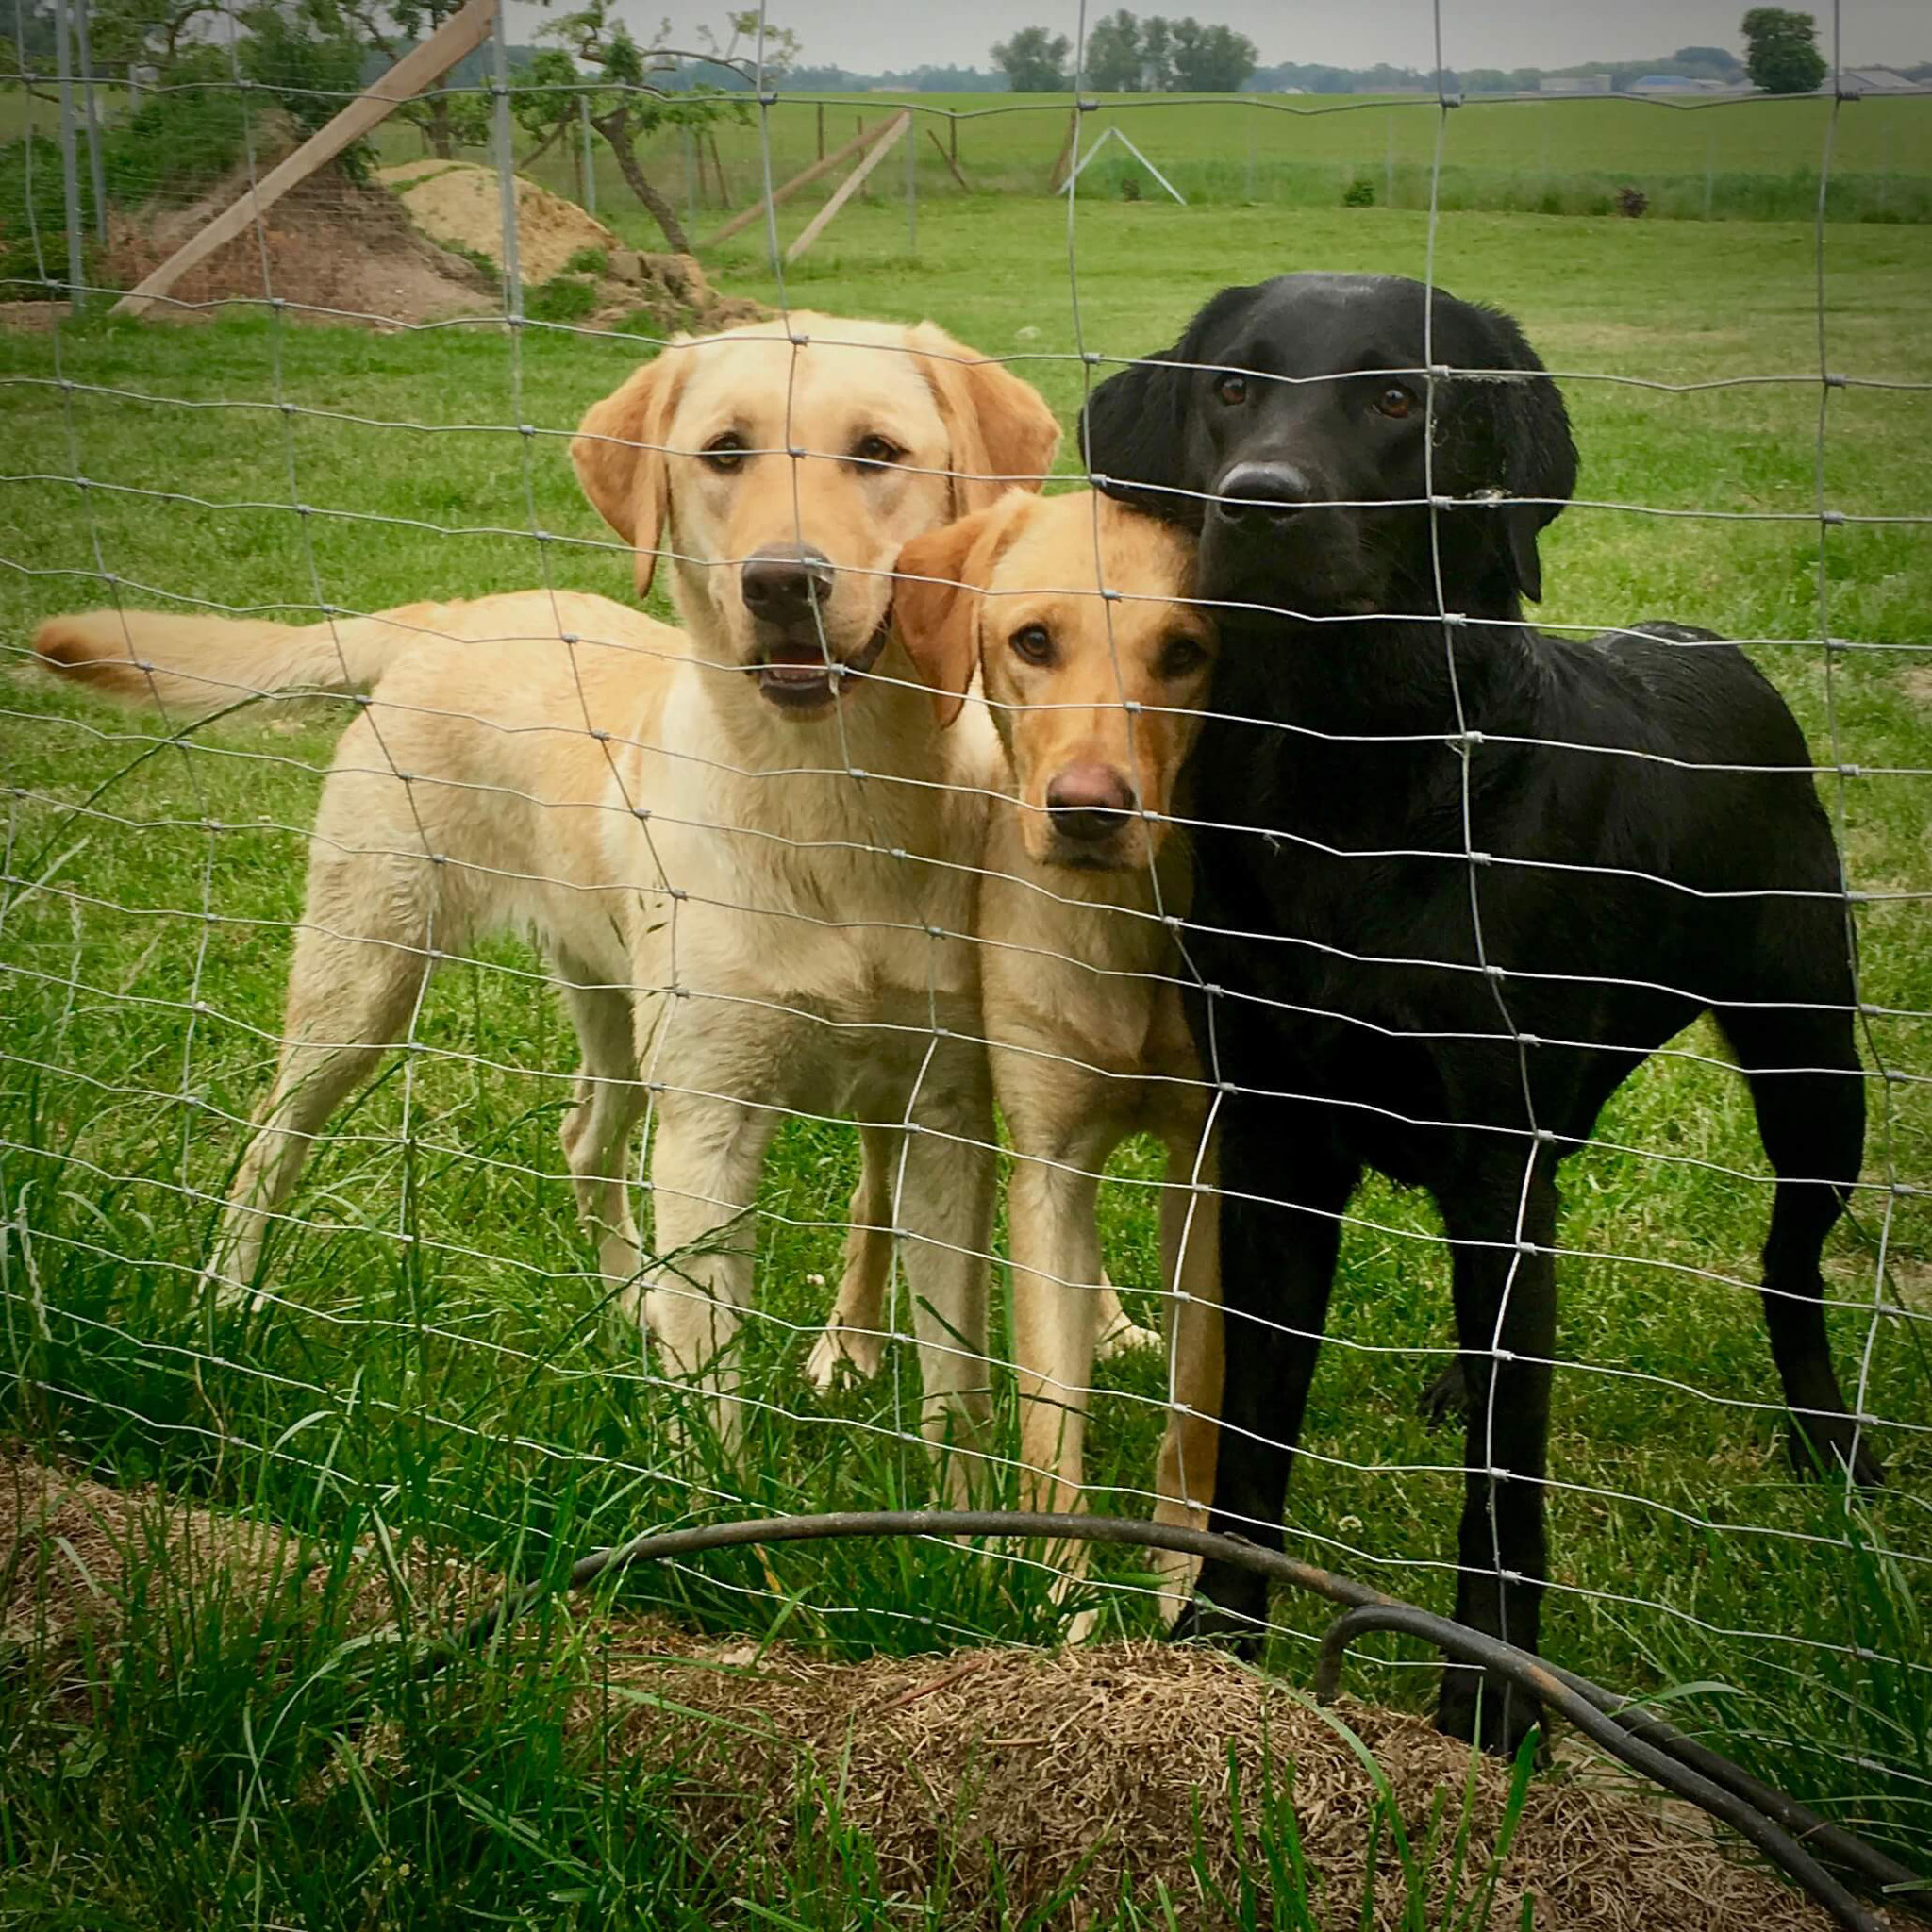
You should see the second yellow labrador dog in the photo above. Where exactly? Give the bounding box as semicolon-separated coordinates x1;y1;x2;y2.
33;313;1058;1471
836;488;1224;1623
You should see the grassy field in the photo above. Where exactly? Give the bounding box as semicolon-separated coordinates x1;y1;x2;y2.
423;87;1932;227
2;194;1931;1922
6;79;1931;233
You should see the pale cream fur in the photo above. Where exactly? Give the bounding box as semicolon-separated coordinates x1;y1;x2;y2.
847;490;1224;1624
31;313;1068;1473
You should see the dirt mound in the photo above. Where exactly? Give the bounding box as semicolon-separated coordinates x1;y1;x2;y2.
2;1441;487;1644
105;160;494;325
377;160;768;330
1;1444;1857;1929
381;159;619;287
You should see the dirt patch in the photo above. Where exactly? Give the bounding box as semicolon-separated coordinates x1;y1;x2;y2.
106;162;494;325
0;1444;1859;1929
381;159;620;287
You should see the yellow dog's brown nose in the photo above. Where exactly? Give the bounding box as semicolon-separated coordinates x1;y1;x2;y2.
742;545;834;623
1046;763;1136;843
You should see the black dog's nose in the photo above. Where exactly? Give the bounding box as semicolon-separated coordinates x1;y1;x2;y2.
1047;764;1137;843
1211;461;1314;527
742;545;834;621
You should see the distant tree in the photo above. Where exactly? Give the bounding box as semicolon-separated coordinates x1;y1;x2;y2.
1138;14;1173;89
1740;8;1827;94
319;0;487;156
991;25;1070;91
1674;42;1742;70
1084;8;1141;90
1168;19;1255;92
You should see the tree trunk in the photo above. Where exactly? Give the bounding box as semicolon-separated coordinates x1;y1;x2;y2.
597;111;691;253
520;117;569;172
428;92;454;159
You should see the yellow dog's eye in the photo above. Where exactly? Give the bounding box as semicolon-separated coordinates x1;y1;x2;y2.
1009;625;1053;665
853;434;903;467
1214;373;1248;406
702;432;748;471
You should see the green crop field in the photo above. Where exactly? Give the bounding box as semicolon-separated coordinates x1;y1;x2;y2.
2;188;1930;1924
490;87;1932;225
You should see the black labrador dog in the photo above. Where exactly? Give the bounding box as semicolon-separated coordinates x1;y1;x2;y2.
1079;273;1877;1753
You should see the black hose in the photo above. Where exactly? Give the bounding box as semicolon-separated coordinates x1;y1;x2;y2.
454;1507;1922;1929
1314;1602;1888;1932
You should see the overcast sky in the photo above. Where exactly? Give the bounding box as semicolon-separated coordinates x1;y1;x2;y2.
503;1;1925;74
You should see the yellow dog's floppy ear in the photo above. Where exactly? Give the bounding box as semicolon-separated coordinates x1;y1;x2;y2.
894;490;1036;728
571;347;689;596
912;323;1061;516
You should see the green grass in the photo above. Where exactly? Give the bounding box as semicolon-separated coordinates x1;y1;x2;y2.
464;88;1932;232
8;80;1930;258
2;196;1930;1918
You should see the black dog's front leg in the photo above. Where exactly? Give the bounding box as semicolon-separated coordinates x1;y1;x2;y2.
1438;1151;1559;1757
1175;1105;1360;1655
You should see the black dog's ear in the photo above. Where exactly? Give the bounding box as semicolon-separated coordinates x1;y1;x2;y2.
1476;305;1577;605
1078;281;1262;529
1077;346;1190;522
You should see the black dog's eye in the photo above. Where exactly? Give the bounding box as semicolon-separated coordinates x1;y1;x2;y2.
1009;625;1053;666
702;431;748;471
1158;634;1209;680
1213;373;1248;407
1373;384;1417;420
853;433;903;468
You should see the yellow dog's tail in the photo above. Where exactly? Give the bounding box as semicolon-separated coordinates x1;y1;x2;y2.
31;602;451;720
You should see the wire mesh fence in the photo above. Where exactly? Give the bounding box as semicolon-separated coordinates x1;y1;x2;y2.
2;0;1930;1895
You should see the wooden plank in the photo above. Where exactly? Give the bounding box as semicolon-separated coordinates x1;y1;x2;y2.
112;0;496;318
927;126;972;193
700;115;883;248
1048;109;1078;192
784;111;908;264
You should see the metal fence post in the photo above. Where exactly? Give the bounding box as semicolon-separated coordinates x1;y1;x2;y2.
489;0;520;318
52;0;85;308
74;0;106;242
579;92;596;216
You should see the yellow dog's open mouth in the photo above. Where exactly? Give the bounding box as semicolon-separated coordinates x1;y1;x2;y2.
749;615;891;714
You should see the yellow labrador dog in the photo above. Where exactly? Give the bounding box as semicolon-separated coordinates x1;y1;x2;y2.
33;313;1058;1467
835;488;1224;1623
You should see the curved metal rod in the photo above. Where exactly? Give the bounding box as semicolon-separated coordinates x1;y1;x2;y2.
1313;1603;1885;1932
452;1508;1921;1927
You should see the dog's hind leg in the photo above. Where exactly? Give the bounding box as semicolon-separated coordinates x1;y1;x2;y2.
641;1089;781;1458
1719;1000;1882;1487
555;963;648;1295
804;1123;900;1392
208;889;440;1303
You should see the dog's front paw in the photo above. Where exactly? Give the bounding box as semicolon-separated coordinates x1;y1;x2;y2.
804;1318;885;1393
1169;1574;1269;1662
1788;1413;1885;1491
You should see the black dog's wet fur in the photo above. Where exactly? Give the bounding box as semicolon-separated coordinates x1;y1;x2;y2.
1080;274;1876;1756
